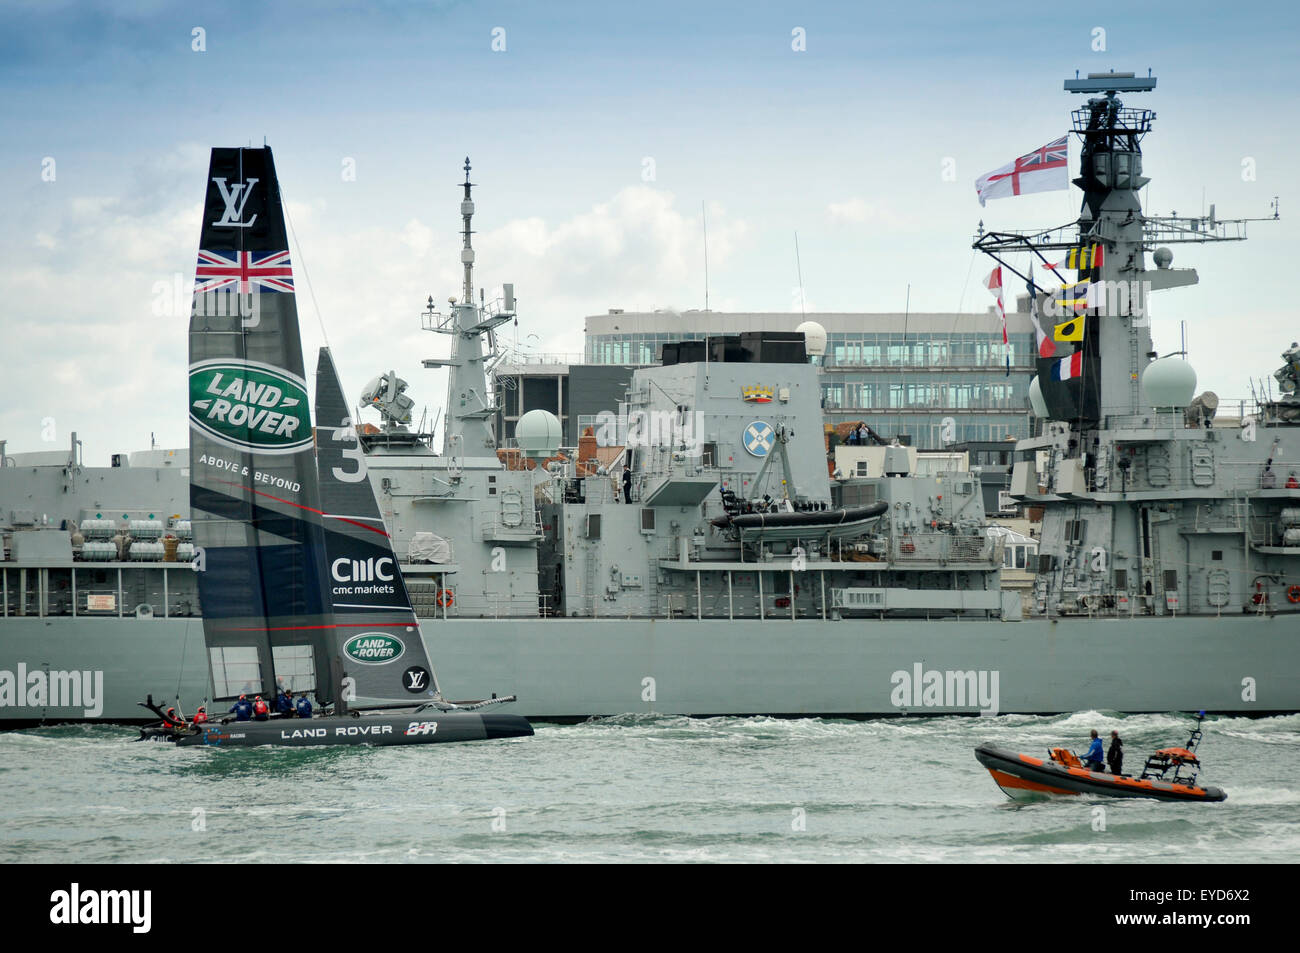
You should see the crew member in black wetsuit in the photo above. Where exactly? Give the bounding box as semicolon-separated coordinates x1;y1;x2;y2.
1107;730;1124;775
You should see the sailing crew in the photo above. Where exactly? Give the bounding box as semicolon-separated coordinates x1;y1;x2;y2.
192;706;209;725
230;693;252;721
277;687;294;717
252;695;270;720
1288;472;1300;489
294;693;313;719
1083;729;1105;771
1107;730;1124;775
165;706;185;729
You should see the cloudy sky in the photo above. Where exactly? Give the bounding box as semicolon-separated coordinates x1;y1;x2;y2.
2;0;1295;463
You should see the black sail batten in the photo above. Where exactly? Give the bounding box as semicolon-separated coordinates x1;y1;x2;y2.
188;147;337;708
314;347;444;706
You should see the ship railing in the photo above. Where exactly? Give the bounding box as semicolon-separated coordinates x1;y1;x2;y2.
494;351;584;369
891;533;995;564
1;564;199;619
1069;105;1154;134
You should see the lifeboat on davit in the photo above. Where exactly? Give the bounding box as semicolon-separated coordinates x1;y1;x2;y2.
974;715;1227;803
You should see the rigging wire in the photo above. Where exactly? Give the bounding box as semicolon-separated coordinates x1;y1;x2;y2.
280;182;331;351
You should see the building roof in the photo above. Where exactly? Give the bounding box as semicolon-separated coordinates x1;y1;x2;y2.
585;310;1034;336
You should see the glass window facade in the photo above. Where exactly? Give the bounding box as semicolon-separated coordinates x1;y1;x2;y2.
585;322;1035;450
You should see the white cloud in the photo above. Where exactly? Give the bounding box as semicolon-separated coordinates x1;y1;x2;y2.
0;172;748;463
826;197;911;230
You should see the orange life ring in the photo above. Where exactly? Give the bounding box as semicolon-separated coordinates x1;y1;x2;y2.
436;589;454;608
1287;585;1300;604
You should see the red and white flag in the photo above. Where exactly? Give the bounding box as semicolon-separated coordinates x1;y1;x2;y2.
1028;281;1056;359
985;267;1009;375
975;135;1069;207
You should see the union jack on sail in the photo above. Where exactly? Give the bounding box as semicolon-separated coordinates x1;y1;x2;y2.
195;249;294;294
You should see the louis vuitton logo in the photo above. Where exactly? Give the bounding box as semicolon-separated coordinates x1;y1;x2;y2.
211;176;259;228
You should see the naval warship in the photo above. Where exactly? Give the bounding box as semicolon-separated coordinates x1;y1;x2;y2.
2;70;1297;725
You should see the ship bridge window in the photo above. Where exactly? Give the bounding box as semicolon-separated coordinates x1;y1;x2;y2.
1212;550;1223;561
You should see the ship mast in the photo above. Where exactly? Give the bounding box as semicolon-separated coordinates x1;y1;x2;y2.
419;158;516;459
460;156;475;305
974;70;1278;426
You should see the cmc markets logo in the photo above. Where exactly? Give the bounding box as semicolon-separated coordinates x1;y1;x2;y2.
331;556;394;583
343;632;405;665
188;359;312;454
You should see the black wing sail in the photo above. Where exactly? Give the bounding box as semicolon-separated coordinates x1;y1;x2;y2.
188;147;340;707
315;347;443;706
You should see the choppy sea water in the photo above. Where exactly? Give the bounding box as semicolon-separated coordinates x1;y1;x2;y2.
2;712;1296;863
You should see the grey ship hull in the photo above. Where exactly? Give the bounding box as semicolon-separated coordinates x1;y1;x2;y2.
2;614;1295;725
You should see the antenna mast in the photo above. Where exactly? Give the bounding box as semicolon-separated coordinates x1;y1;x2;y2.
794;231;805;318
460;157;475;304
702;201;710;312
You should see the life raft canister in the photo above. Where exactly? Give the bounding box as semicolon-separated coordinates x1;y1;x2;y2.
1287;585;1300;604
436;589;455;608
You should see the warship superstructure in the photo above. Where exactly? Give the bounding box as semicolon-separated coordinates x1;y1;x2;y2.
2;73;1297;725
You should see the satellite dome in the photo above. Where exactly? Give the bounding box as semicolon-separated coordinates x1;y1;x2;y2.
796;320;827;357
1028;376;1049;418
515;409;562;459
1153;247;1173;269
1142;356;1197;410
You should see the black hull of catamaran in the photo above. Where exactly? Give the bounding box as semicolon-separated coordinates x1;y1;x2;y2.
141;711;533;747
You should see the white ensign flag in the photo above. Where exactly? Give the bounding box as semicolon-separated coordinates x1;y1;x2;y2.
975;135;1069;206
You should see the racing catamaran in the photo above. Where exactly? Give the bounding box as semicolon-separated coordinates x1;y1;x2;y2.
140;146;531;747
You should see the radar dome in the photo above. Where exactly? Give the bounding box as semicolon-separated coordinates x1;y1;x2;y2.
797;320;827;357
1028;376;1048;418
1142;357;1197;410
515;409;562;459
1152;247;1173;269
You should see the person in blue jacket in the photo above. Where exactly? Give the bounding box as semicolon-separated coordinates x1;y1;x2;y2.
276;686;293;717
229;693;253;721
294;693;313;719
1082;729;1105;771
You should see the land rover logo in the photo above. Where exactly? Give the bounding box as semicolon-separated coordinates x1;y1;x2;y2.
189;359;312;454
343;633;405;665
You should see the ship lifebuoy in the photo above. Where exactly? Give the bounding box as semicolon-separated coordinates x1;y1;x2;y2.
436;589;455;608
1287;585;1300;604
